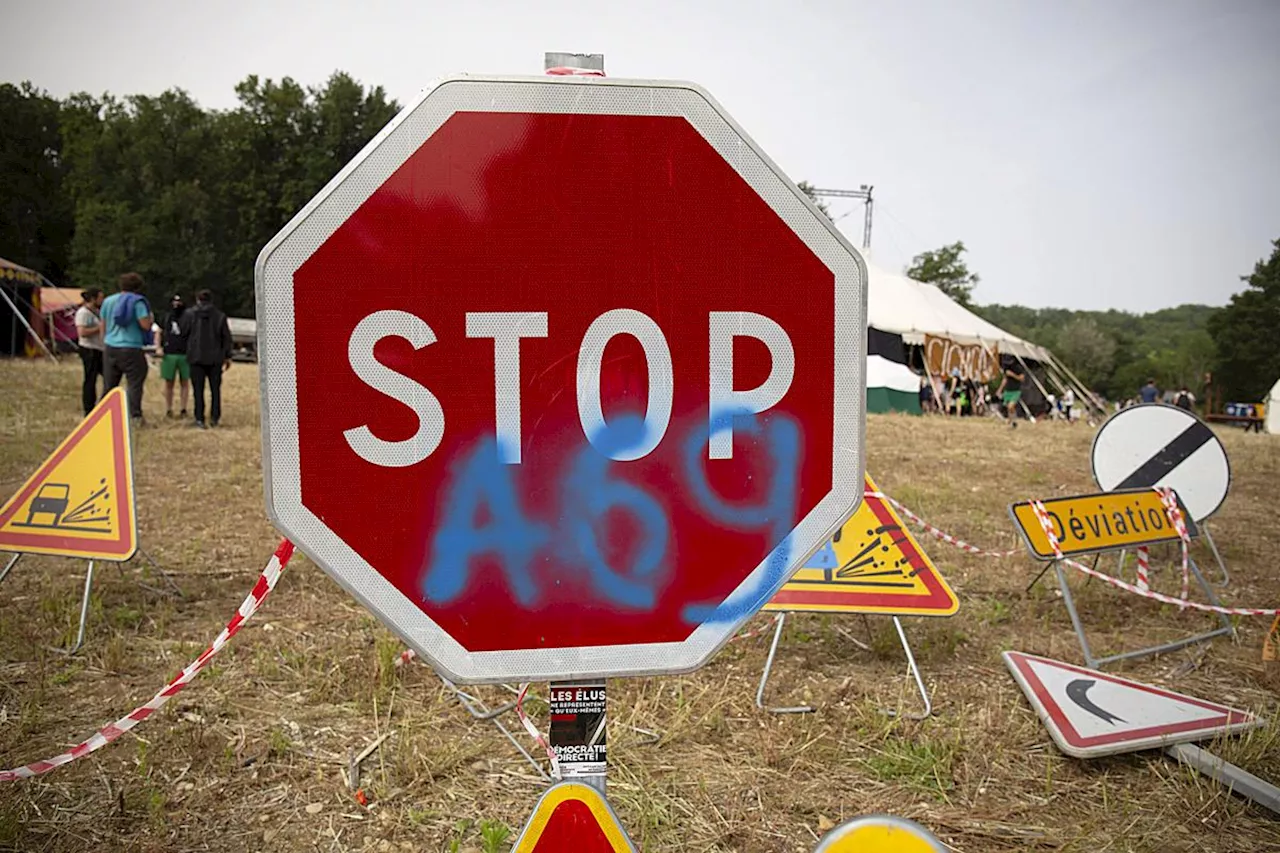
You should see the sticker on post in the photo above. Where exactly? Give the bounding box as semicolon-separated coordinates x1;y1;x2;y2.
550;682;606;778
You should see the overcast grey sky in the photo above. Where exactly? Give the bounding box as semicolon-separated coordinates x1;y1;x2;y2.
3;0;1278;311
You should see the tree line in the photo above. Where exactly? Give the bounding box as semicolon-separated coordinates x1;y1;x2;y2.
1;74;398;317
3;74;1277;403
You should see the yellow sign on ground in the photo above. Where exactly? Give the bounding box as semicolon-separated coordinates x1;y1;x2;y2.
765;474;958;617
511;781;636;852
815;814;945;852
1008;488;1197;561
0;387;136;561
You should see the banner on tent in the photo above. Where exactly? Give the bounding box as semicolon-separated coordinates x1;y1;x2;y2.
924;335;999;381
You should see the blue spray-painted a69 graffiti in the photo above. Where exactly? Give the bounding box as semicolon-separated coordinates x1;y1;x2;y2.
421;408;801;626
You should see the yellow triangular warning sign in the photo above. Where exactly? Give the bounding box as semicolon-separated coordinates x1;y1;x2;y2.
0;387;136;561
766;474;959;617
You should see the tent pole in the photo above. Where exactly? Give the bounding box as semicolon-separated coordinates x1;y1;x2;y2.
1046;352;1106;416
1044;359;1095;418
1039;357;1080;406
0;284;56;363
1012;351;1054;417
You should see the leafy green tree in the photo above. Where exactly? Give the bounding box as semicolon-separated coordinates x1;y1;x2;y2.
796;181;832;220
0;82;73;280
59;72;398;315
1053;317;1116;389
907;241;979;307
1208;238;1280;401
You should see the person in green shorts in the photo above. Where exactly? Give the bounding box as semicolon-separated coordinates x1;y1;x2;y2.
157;294;192;418
1000;360;1025;424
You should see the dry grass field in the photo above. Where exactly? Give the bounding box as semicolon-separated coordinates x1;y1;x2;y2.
1;358;1277;852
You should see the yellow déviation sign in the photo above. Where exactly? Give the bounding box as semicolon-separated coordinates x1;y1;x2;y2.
0;387;137;561
1008;489;1197;561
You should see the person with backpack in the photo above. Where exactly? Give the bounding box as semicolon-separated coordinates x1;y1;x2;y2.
1173;387;1196;412
185;289;232;428
157;293;192;419
100;272;154;422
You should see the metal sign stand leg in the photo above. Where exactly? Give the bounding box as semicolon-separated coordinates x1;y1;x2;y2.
1053;560;1099;668
1200;523;1231;587
0;552;19;584
1165;743;1280;815
51;560;95;657
756;612;933;719
756;613;815;714
1054;557;1234;669
881;617;932;721
117;548;183;598
438;676;549;780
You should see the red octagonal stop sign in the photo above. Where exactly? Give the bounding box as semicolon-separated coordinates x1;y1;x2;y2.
257;76;867;683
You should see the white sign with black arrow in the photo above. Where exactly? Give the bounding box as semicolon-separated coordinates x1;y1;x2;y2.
1004;651;1280;814
1003;650;1260;758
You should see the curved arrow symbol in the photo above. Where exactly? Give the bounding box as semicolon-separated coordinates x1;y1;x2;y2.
1065;678;1126;725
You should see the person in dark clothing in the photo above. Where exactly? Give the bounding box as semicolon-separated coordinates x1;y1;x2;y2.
159;294;192;419
185;290;232;428
74;288;105;415
1139;378;1160;404
1173;387;1196;411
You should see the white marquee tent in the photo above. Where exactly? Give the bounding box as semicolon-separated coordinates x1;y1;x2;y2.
858;252;1097;415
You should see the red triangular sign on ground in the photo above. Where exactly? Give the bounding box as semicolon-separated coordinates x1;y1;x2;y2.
512;782;635;852
1003;651;1262;758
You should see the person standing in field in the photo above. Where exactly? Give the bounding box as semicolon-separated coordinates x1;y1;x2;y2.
185;289;232;428
999;360;1025;424
1173;387;1195;411
74;288;106;415
1139;378;1160;404
157;293;192;419
100;272;154;422
1060;387;1075;422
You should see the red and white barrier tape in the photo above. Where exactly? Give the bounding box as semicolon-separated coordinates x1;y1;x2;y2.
877;492;1022;558
1157;487;1192;605
1060;554;1279;616
515;683;560;778
544;66;606;76
1029;500;1062;558
0;539;295;783
1135;546;1150;593
889;493;1279;617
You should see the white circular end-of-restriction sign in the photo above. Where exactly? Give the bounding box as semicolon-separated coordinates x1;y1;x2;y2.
1091;403;1230;522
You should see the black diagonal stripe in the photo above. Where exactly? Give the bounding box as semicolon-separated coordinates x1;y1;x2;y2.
1116;421;1215;489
